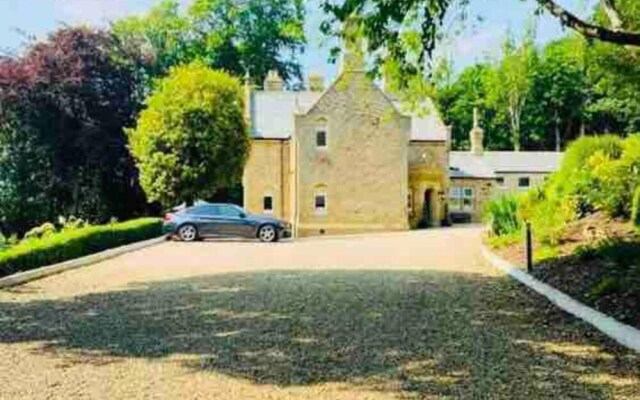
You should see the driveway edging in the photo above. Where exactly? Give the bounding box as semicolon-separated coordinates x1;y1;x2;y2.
0;236;166;289
481;245;640;353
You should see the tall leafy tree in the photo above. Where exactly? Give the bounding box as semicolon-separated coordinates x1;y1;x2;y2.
485;33;538;151
0;27;148;234
531;37;587;151
127;63;249;207
585;0;640;134
321;0;640;87
113;0;306;87
435;63;511;150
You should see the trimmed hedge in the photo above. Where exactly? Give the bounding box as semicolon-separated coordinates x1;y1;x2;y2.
0;218;163;278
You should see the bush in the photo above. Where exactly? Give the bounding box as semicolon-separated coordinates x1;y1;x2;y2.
24;222;57;240
127;62;249;208
485;195;522;236
0;218;162;278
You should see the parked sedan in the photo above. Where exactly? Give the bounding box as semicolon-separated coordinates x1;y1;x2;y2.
163;203;291;243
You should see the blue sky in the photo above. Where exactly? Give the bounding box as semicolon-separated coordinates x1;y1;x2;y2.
0;0;596;79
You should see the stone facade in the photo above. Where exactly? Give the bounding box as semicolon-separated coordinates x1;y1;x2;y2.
408;141;449;227
449;178;495;223
242;139;291;220
242;55;562;236
293;70;411;236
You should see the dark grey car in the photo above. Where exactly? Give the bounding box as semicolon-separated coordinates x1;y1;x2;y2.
163;203;291;243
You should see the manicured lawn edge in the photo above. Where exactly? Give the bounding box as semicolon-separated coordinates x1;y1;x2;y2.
481;244;640;353
0;236;166;289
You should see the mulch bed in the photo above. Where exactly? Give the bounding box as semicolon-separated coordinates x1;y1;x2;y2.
493;212;640;330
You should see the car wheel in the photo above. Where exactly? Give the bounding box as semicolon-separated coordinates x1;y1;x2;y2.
258;224;278;243
178;224;198;242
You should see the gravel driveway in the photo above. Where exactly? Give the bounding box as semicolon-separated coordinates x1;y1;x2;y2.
0;226;638;399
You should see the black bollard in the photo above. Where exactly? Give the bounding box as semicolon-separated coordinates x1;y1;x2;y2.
526;222;533;273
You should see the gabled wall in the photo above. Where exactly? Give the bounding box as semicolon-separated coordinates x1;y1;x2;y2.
293;70;411;236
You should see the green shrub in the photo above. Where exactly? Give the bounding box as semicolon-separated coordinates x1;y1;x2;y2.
633;186;640;228
485;195;522;237
24;222;57;240
0;218;162;278
58;215;88;231
549;135;624;217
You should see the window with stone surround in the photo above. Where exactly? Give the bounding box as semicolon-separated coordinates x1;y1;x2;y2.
314;192;327;215
449;187;474;212
316;129;327;148
518;177;530;188
263;194;273;214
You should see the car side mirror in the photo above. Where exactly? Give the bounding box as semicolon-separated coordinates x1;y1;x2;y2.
239;212;247;218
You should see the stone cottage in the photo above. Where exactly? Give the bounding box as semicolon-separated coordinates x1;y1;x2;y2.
242;46;562;236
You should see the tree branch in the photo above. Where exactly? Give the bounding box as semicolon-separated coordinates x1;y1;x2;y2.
536;0;640;46
599;0;623;31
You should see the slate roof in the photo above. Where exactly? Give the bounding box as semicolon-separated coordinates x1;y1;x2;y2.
249;91;321;139
392;98;449;142
450;151;563;179
249;88;448;141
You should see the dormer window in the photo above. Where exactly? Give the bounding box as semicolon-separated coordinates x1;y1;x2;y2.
316;129;327;148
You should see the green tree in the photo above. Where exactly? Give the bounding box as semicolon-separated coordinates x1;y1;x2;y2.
485;33;538;151
128;63;250;207
0;27;149;235
585;0;640;134
113;0;306;87
435;64;511;150
531;37;587;151
321;0;640;87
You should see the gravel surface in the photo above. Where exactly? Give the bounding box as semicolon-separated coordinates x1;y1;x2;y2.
1;226;638;399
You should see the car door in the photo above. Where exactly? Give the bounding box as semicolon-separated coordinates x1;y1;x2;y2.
187;205;224;236
216;205;254;237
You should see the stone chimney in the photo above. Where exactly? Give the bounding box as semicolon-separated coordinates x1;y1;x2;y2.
243;72;253;129
264;70;284;91
308;74;324;92
340;18;365;74
469;107;484;156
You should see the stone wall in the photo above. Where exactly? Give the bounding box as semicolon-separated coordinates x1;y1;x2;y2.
408;141;449;227
293;70;411;236
450;178;495;223
493;172;549;196
242;139;291;220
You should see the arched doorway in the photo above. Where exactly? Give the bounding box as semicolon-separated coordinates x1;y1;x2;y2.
420;188;434;228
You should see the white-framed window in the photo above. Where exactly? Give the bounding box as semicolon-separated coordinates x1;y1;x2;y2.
518;177;531;188
263;194;273;214
316;128;327;149
314;192;327;215
449;186;474;212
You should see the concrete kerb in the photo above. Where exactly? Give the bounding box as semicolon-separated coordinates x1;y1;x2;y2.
481;245;640;353
0;236;167;289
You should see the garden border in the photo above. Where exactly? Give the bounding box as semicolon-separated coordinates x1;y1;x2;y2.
481;245;640;353
0;236;166;289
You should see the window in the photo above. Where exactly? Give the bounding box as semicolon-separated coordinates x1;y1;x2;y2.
187;205;218;215
263;195;273;213
316;129;327;148
218;205;243;217
449;187;474;212
496;177;505;187
314;192;327;214
518;177;530;188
